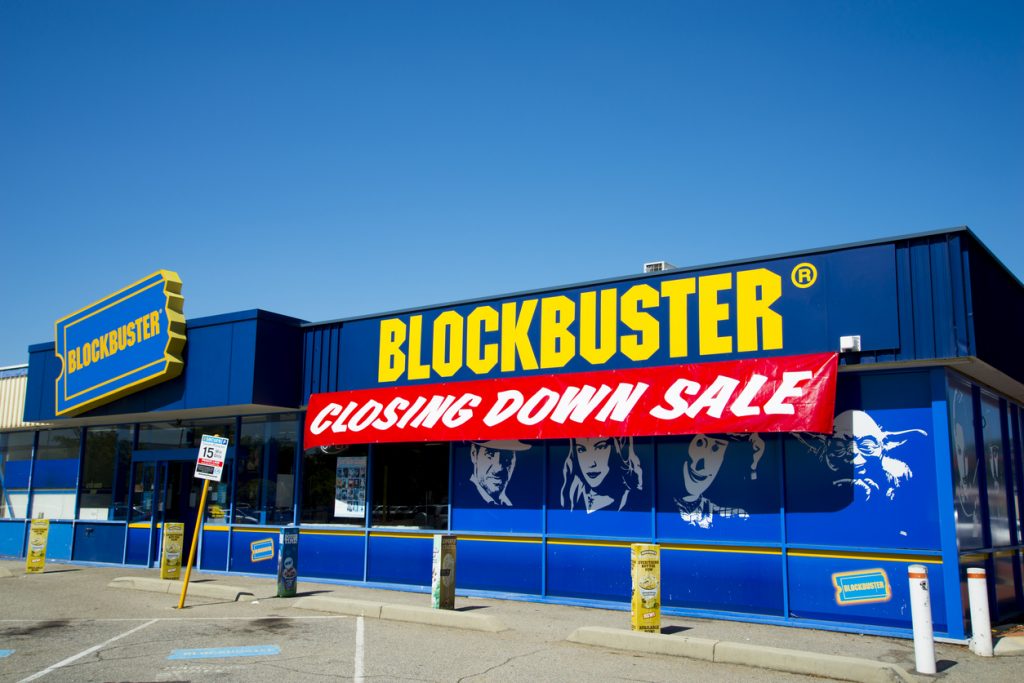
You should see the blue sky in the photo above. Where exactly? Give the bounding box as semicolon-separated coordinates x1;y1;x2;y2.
1;0;1021;365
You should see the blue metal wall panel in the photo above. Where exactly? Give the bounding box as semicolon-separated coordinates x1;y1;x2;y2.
199;528;229;571
0;520;24;556
45;522;74;560
458;538;543;595
25;311;303;422
969;240;1024;387
230;529;279;575
545;543;630;602
367;534;432;586
252;315;304;406
298;230;1017;398
72;523;124;563
787;555;949;634
125;527;150;565
662;548;784;616
929;240;955;358
299;531;364;581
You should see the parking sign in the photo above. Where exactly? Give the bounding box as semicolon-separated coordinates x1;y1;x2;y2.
194;435;229;482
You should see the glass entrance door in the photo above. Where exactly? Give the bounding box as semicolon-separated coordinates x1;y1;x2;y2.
156;461;201;567
129;460;201;567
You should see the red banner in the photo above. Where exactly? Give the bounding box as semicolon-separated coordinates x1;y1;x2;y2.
304;352;838;448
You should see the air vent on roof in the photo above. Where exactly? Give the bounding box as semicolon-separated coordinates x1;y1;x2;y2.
643;261;676;274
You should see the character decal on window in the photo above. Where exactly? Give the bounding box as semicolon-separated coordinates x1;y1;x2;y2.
560;437;642;513
674;433;764;528
798;410;926;502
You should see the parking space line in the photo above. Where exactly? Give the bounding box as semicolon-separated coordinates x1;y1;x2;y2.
17;618;158;683
0;615;348;624
354;615;364;683
168;645;281;660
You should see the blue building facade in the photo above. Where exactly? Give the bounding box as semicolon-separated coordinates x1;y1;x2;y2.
2;227;1022;641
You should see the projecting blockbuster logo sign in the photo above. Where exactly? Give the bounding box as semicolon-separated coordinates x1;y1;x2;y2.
54;270;186;416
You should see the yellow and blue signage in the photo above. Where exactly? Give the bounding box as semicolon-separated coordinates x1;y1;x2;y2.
251;537;275;562
832;568;892;605
334;244;899;391
54;270;185;416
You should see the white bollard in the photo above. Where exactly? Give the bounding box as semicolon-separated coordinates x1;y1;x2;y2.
908;564;936;674
967;567;994;656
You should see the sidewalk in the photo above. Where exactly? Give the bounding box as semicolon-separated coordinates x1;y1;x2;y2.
3;559;1020;682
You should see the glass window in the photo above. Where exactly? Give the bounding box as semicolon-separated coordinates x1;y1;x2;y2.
204;462;233;522
1;431;34;518
36;428;82;460
31;428;81;518
137;418;235;450
79;426;133;521
981;392;1011;547
235;414;299;525
130;462;156;522
371;443;448;529
301;444;368;525
1011;404;1023;545
949;374;983;549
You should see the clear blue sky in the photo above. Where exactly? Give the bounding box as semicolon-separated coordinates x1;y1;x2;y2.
2;1;1021;365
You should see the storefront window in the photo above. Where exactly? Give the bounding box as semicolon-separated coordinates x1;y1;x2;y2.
204;463;233;522
0;431;34;519
79;426;132;520
130;462;156;522
31;428;81;519
301;444;368;525
236;414;298;525
371;443;448;529
981;392;1011;547
137;419;235;450
949;374;983;549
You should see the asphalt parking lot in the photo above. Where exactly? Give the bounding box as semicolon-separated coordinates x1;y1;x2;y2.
0;560;1019;682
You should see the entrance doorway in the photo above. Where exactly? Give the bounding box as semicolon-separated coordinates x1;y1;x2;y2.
130;459;203;567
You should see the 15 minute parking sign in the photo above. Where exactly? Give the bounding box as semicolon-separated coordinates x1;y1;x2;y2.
194;435;229;482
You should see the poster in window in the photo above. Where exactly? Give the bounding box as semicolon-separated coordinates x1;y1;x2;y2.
335;456;366;518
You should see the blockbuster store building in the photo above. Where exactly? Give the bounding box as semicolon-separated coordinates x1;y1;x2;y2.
2;226;1023;641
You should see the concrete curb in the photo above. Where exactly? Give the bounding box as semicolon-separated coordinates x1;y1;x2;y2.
567;626;717;661
0;566;14;578
567;627;918;683
294;596;383;618
994;636;1024;656
108;576;254;602
293;596;506;633
714;640;915;683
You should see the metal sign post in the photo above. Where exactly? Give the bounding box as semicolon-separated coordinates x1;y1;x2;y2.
177;434;228;609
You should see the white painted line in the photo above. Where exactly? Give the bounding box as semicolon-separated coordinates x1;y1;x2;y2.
17;619;158;683
354;615;365;683
0;615;348;623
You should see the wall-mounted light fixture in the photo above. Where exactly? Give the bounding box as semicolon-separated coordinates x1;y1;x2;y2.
839;335;862;353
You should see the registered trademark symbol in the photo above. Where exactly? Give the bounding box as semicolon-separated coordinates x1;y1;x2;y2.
791;262;818;288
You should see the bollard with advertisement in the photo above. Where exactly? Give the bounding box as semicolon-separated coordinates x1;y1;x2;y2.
431;534;456;610
277;527;299;598
25;518;49;574
631;543;661;633
160;522;185;580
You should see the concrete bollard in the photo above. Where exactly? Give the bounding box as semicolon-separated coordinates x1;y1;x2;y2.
967;567;993;656
908;564;936;674
431;534;456;610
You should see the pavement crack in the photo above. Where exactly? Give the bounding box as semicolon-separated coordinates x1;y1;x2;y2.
455;646;550;682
